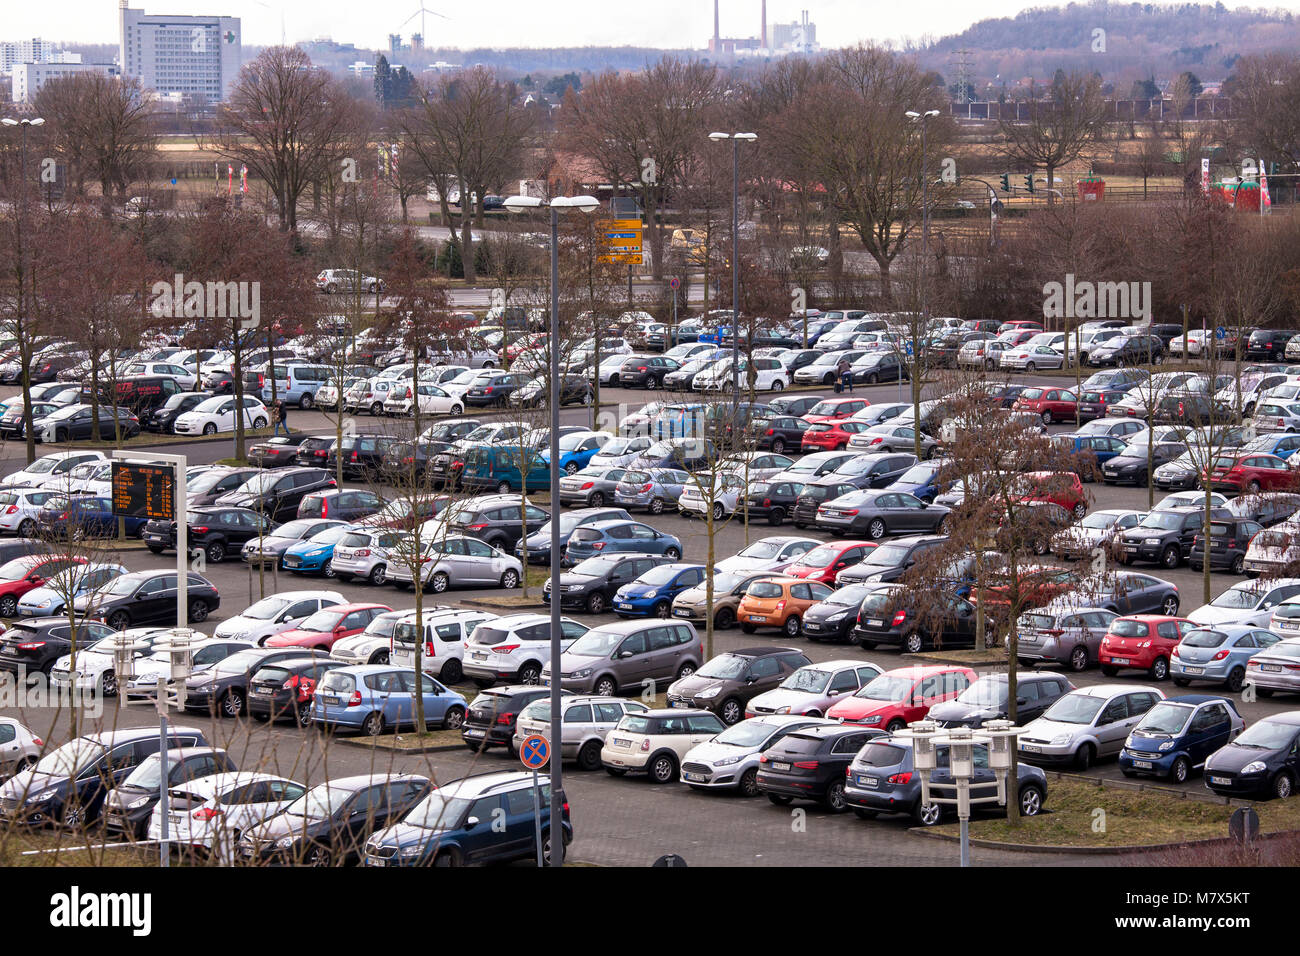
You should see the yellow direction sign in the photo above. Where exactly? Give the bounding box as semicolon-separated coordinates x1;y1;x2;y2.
601;218;643;265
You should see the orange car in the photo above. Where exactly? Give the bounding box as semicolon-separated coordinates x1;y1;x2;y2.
737;576;835;638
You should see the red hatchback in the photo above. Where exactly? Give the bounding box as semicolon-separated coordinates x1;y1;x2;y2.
801;397;868;425
1013;386;1079;425
800;420;870;452
1098;614;1198;681
1016;470;1087;519
825;664;977;730
783;540;877;584
264;603;393;652
1201;453;1294;494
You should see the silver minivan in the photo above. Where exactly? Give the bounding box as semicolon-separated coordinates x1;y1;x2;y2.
541;620;702;697
513;695;651;770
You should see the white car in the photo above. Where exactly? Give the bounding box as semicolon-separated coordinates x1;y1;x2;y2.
0;486;63;536
746;662;883;718
1153;490;1230;512
4;451;106;490
678;714;834;794
382;382;467;417
693;357;787;393
1252;400;1300;434
213;590;347;646
1245;524;1300;578
1187;578;1300;628
122;638;256;698
121;361;197;390
600;707;727;781
440;368;497;401
714;536;821;575
588;435;653;468
678;472;747;520
849;402;911;427
148;772;307;862
461;612;588;686
387;606;499;682
0;717;42;778
717;452;797;483
50;627;174;697
173;396;270;436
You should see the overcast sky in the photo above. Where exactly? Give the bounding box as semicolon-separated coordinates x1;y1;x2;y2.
9;0;1114;52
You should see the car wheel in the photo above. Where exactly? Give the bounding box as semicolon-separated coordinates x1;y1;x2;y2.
1172;677;1191;688
500;569;520;589
886;718;906;733
586;592;606;614
1160;545;1180;569
0;595;16;617
652;601;671;620
588;491;605;507
1101;664;1119;677
649;753;677;783
736;767;761;797
100;670;118;697
648;497;665;515
1069;645;1089;672
1248;479;1263;493
17;519;34;537
369;402;383;416
564;461;580;476
1025;362;1036;373
362;712;385;736
202;423;217;436
1074;742;1095;770
913;800;942;826
867;518;887;540
1019;784;1045;817
62;804;84;829
741;623;757;633
783;615;801;638
594;675;617;697
368;564;387;586
675;662;696;680
720;698;743;725
767;507;786;527
767;793;793;806
824;780;848;812
663;546;681;560
517;662;542;685
188;600;209;624
1161;594;1180;615
904;632;924;654
712;502;725;521
1150;656;1169;682
432;848;463;867
713;607;735;629
369;649;391;666
771;438;786;454
437;657;461;683
1273;771;1294;799
1169;756;1191;784
221;689;244;718
441;705;466;730
202;540;225;565
1226;666;1246;692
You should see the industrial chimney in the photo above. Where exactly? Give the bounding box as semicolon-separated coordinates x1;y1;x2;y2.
761;0;767;49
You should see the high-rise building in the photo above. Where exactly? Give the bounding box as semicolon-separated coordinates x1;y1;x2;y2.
0;38;75;75
119;4;242;104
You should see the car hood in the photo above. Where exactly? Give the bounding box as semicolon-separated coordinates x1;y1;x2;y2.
1206;742;1276;773
748;687;820;710
246;812;325;842
215;614;287;638
368;820;446;849
0;769;66;798
683;740;757;764
669;675;727;697
1186;605;1255;626
1021;717;1089;741
713;556;782;574
927;700;1004;723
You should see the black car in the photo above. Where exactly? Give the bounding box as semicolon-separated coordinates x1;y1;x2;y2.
0;617;117;679
247;434;311;468
238;773;433;866
1102;441;1186;486
0;725;208;829
79;570;221;629
462;685;570;753
801;584;883;643
248;657;347;725
1078;388;1135;422
185;466;261;506
790;478;860;529
87;376;186;419
35;405;140;443
145;505;276;564
853;586;978;653
1088;333;1165;367
381;440;439;481
294;434;337;468
1244;328;1299;361
1204;711;1300;799
544;552;673;614
464;371;527;407
445;494;548;552
1153;394;1224;427
705;402;775;450
743;479;806;527
834;534;950;586
756;724;885;811
296;488;385;523
142;391;208;434
418;418;483;454
214;466;337;522
751;415;810;454
102;747;235;838
183;646;323;718
618;355;680;388
768;393;825;418
1118;506;1233;569
928;673;1075;728
1189;517;1264;574
328;433;403;479
1145;323;1185;347
987;384;1030;409
831;453;919;491
512;374;594;407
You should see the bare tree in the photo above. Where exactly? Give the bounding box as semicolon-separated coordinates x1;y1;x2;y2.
999;72;1110;206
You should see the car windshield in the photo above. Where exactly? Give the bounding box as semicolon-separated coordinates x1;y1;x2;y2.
780;668;831;693
23;458;59;474
1233;719;1299;750
120;753;172;790
1138;512;1185;531
304;525;352;547
696;654;750;680
570;555;626;577
271;520;317;539
285;784;351;820
599;438;634;455
0;558;39;583
797;544;840;567
405;792;474;830
242;597;293;621
558;433;591;452
298;609;345;632
565;628;626;658
863;543;912;567
856;675;913;702
897;464;937;484
956;680;1008;707
188;470;239;495
636;565;681;587
1210;586;1263;610
1134;702;1192;737
32;738;105;776
714;721;782;748
1043;694;1105;724
1080;512;1121;529
737;540;785;559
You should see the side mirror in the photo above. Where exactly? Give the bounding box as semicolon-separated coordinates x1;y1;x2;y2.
466;816;481;827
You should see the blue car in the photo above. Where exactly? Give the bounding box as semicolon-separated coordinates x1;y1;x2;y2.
1053;433;1129;480
1238;433;1300;460
1170;624;1280;691
36;494;149;539
17;562;130;617
281;522;357;576
890;460;947;503
562;519;683;566
613;563;706;618
539;432;613;476
363;770;572;867
310;664;467;736
1119;694;1245;783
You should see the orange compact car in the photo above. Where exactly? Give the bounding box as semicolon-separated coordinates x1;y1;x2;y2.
737;576;834;639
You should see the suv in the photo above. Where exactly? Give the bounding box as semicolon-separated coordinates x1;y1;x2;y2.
544;619;705;697
665;646;811;724
513;695;651;770
327;434;403;479
544;553;674;615
362;771;572;867
215;467;337;523
462;685;568;754
1118;506;1232;569
144;506;274;564
444;494;548;552
388;607;497;684
461;613;590;687
0;617;117;679
296;488;385;523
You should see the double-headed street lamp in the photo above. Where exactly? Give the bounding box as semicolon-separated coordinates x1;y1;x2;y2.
503;192;600;867
708;131;756;410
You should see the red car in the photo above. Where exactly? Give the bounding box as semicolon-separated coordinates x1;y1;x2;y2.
1013;386;1079;425
800;420;870;452
783;540;877;584
1016;470;1087;518
975;564;1078;621
999;330;1038;348
801;397;868;425
264;603;393;651
0;555;85;617
825;664;977;730
353;495;449;530
1098;614;1197;681
1201;453;1294;493
1002;320;1044;333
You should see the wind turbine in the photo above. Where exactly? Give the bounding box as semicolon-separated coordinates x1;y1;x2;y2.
400;4;451;45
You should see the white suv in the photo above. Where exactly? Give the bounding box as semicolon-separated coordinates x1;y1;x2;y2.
389;607;499;683
213;590;347;646
694;357;787;392
331;528;407;586
461;613;590;687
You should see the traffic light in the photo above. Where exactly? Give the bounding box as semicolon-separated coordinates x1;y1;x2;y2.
999;173;1010;192
1023;174;1035;193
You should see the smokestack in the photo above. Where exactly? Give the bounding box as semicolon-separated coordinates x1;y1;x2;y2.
761;0;767;49
714;0;720;46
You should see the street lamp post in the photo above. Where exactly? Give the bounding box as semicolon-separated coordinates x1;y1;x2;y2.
503;192;599;867
709;132;756;411
2;116;45;466
904;110;939;325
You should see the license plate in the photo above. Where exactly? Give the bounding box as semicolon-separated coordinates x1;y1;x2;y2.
472;652;488;661
867;619;883;627
805;623;821;631
1210;776;1232;786
856;775;878;788
749;615;767;622
1021;745;1042;753
670;700;690;708
673;609;691;618
1133;760;1153;769
771;761;791;771
1111;659;1131;666
253;687;273;695
1182;666;1204;675
613;738;631;748
683;772;707;782
616;602;633;610
1124;545;1138;552
1263;664;1283;672
369;857;387;867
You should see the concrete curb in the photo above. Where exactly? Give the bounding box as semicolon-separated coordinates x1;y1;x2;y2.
909;824;1296;855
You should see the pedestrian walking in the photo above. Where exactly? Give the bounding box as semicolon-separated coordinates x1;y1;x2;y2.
837;357;854;394
271;399;290;437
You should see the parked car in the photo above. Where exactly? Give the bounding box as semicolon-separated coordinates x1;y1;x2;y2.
513;696;650;770
1171;624;1280;691
102;747;236;839
600;708;727;783
745;660;883;719
825;665;977;731
928;672;1074;728
1118;695;1245;782
462;613;589;688
1013;600;1120;671
310;665;466;736
150;772;307;861
756;723;885;811
665;646;811;724
1097;614;1198;680
1204;711;1300;799
1017;684;1165;769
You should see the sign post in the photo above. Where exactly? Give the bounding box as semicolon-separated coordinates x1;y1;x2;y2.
112;452;188;629
519;733;550;867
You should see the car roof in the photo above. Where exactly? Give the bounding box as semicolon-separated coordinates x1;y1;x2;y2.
1259;711;1300;726
438;770;542;798
882;665;974;678
87;725;206;746
718;646;802;658
1166;694;1231;707
312;773;426;791
1069;683;1158;699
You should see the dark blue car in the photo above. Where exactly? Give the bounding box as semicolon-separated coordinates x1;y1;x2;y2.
1119;694;1245;783
1053;433;1129;481
562;519;683;566
37;494;149;539
613;563;706;618
362;770;572;867
890;460;948;503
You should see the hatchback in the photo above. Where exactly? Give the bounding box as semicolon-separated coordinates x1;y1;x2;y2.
151;772;307;861
563;520;683;565
1171;625;1280;691
756;724;884;812
1013;601;1119;671
613;563;706;619
311;665;467;736
544;619;704;697
680;715;833;796
102;747;236;839
745;660;883;719
600;708;726;783
737;577;834;638
1018;684;1165;769
826;665;977;731
665;646;811;724
513;696;651;771
1098;614;1198;681
1204;711;1300;799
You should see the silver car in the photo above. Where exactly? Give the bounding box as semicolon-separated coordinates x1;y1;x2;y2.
1049;508;1146;561
0;717;42;778
613;468;690;515
559;465;630;508
387;534;523;592
746;660;884;718
1245;638;1300;697
679;715;833;795
512;695;650;770
330;528;407;586
1018;684;1165;769
1013;601;1119;672
714;536;821;575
